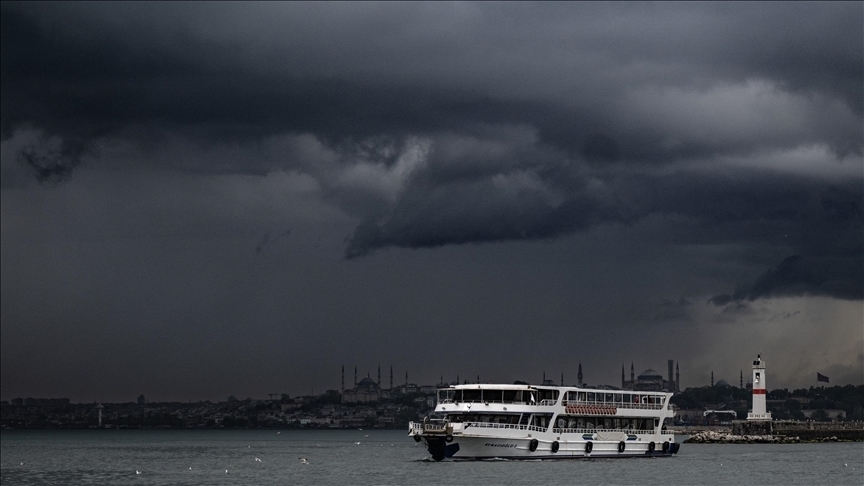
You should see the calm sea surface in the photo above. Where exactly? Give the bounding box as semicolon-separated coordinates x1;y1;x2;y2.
1;429;862;485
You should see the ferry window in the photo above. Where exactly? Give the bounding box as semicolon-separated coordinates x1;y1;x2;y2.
578;392;587;402
502;390;519;403
614;393;623;403
463;390;481;402
483;389;503;403
605;393;614;403
567;391;578;402
453;390;463;402
539;389;559;402
587;392;595;402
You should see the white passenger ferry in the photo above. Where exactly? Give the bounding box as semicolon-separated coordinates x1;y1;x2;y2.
409;384;680;460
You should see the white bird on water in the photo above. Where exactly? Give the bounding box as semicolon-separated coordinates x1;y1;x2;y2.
299;457;309;464
136;470;142;475
255;457;262;462
355;441;361;445
225;469;229;474
19;462;25;466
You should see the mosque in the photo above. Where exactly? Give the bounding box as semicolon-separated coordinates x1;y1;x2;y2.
621;359;679;392
341;365;391;403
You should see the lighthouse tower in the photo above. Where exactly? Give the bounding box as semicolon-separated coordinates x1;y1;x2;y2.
746;354;772;421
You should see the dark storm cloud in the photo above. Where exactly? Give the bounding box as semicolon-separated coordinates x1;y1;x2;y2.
2;2;862;292
2;2;861;157
710;254;864;305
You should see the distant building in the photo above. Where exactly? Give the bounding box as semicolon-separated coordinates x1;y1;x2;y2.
137;395;146;405
622;360;679;392
343;376;382;403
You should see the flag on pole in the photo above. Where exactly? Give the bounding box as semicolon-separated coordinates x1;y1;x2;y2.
817;372;829;383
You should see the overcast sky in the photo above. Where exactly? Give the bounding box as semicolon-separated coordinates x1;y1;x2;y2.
2;2;862;403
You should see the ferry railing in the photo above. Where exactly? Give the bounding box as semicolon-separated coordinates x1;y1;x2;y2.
463;421;548;433
436;399;560;406
562;400;664;410
410;420;548;434
552;427;672;435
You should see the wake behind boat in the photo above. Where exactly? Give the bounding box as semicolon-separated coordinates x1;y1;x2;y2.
409;383;680;460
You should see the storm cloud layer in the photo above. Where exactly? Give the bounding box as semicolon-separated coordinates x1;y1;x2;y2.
1;2;861;401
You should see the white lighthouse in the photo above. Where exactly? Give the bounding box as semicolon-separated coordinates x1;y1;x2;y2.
746;354;772;421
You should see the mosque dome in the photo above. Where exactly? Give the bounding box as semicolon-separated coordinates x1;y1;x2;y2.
357;377;378;388
638;369;663;380
715;379;731;387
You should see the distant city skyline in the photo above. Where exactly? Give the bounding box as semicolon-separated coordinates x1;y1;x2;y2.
3;358;852;404
2;2;861;404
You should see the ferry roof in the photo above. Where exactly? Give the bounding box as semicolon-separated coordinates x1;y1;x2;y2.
448;384;534;390
442;383;673;395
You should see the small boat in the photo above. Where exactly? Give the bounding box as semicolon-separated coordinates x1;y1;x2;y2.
409;383;680;460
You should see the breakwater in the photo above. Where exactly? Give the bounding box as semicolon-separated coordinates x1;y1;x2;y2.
685;420;864;443
684;430;862;443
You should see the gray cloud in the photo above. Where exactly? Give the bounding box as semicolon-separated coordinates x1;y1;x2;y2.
1;2;862;401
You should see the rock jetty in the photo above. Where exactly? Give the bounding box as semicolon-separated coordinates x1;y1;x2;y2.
684;430;851;444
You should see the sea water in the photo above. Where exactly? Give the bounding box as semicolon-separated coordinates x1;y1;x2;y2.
1;429;862;485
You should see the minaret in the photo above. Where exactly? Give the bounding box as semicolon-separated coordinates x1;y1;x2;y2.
667;360;674;391
747;354;772;421
405;371;408;387
711;370;714;387
578;363;584;387
621;365;625;389
560;371;564;386
378;364;381;386
341;365;345;394
543;371;546;383
740;370;744;388
676;363;680;392
476;374;479;384
630;362;634;382
390;366;394;390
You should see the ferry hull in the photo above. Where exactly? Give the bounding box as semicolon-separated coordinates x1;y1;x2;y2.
418;434;679;461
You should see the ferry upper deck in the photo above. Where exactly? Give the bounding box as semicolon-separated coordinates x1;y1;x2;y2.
436;384;672;411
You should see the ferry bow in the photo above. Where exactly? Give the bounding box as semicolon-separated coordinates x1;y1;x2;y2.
409;384;680;460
